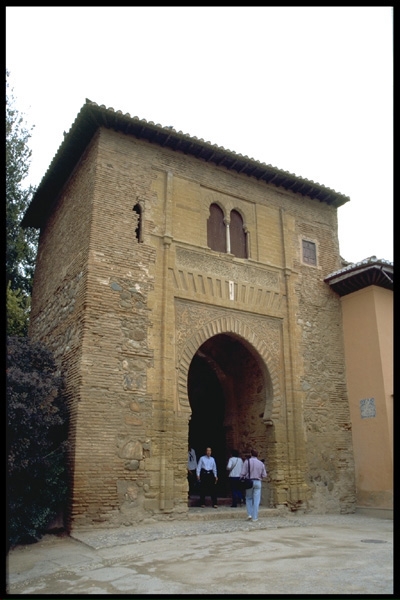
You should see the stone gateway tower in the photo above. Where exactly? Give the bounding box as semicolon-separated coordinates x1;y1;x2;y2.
22;100;356;530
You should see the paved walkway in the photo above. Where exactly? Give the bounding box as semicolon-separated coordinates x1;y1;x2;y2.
6;509;393;596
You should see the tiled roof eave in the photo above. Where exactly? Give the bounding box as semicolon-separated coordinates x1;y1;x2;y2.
21;100;351;229
325;258;393;281
325;263;393;296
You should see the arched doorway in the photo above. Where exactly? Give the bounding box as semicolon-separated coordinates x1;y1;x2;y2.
187;332;271;500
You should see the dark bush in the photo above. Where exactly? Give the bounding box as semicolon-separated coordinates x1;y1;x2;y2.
7;336;69;549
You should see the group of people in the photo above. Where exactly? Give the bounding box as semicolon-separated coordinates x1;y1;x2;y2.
187;445;267;521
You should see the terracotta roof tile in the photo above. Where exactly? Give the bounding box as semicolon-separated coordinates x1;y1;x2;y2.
22;99;351;228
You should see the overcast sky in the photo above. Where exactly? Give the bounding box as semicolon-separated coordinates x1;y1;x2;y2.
6;6;393;264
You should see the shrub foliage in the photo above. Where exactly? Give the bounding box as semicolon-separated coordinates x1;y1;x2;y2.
6;69;38;336
7;336;69;548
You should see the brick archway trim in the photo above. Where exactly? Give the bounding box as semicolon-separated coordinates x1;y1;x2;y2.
178;315;281;421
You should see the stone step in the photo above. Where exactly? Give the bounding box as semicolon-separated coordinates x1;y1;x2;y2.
187;505;282;521
188;495;236;508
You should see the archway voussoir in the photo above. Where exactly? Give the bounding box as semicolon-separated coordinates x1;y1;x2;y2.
187;340;199;356
207;321;218;337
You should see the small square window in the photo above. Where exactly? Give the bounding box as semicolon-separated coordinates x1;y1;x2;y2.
302;240;317;265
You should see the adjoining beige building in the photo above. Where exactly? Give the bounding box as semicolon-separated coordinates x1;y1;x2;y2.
22;99;380;530
325;257;393;518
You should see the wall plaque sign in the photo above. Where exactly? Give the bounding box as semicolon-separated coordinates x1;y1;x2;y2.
360;397;376;418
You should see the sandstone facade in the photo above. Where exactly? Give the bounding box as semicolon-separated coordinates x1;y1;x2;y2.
25;102;356;529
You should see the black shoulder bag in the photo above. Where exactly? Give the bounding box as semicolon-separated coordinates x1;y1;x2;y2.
240;459;253;489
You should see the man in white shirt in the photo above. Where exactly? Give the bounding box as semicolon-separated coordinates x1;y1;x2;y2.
196;447;218;508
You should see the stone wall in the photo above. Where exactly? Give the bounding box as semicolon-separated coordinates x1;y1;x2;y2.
29;126;356;528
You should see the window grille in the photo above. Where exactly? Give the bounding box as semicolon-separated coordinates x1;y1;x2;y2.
302;240;316;265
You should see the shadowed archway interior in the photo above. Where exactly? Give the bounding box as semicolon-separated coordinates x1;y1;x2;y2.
187;333;269;499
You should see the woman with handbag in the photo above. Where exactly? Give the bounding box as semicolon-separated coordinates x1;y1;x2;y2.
226;449;245;507
240;449;267;522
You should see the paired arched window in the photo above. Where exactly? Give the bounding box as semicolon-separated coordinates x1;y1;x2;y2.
230;210;247;259
207;203;247;258
207;203;226;253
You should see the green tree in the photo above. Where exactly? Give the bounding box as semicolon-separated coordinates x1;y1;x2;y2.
7;336;69;549
6;282;31;337
6;69;38;334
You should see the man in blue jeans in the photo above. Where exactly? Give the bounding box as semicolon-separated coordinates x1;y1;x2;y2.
240;449;267;522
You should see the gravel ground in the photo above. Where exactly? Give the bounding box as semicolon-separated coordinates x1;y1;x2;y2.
70;510;358;548
6;510;394;596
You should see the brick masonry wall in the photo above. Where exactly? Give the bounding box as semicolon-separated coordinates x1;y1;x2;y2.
29;139;99;528
29;126;356;528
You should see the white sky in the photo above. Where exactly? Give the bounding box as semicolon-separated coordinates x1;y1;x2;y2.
6;6;393;264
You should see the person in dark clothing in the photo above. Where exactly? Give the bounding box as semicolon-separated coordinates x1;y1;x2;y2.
187;445;197;496
196;447;218;508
